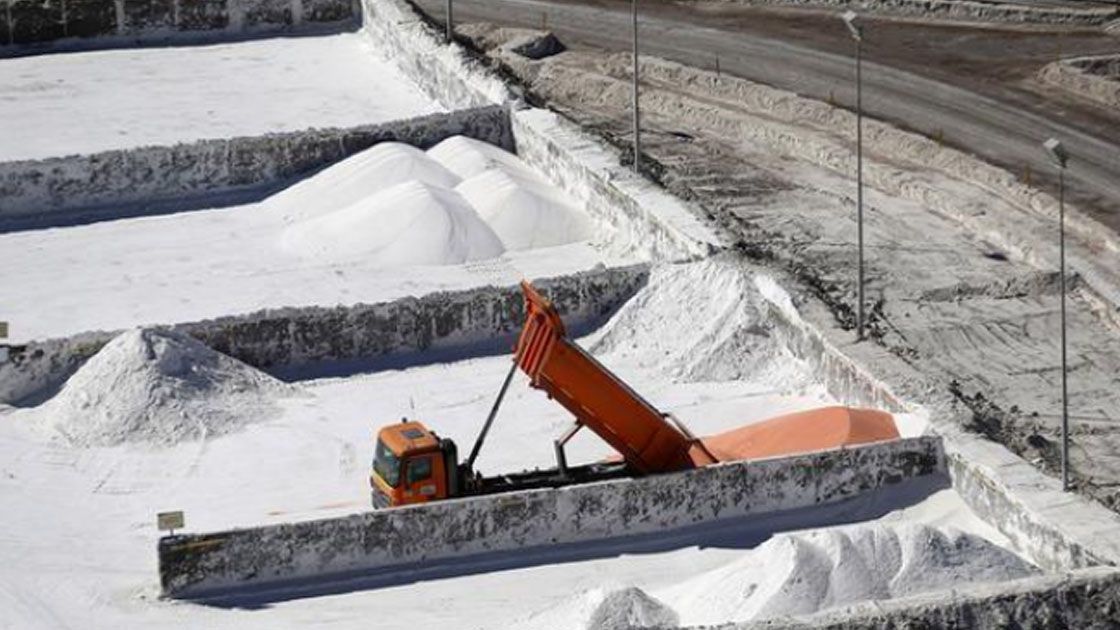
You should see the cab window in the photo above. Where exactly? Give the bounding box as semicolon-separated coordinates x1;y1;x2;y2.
373;439;401;487
407;457;433;484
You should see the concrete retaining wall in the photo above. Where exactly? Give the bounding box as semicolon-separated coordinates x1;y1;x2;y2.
158;435;944;597
0;106;511;231
359;0;515;108
0;0;357;51
0;264;648;405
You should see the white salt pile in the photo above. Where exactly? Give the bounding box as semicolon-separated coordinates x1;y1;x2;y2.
282;181;506;265
586;587;680;630
660;523;1039;625
517;586;679;630
41;328;283;447
271;136;595;266
589;260;812;386
267;142;461;221
427;135;538;180
457;169;592;250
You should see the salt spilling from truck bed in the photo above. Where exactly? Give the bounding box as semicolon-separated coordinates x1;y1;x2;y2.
39;328;285;447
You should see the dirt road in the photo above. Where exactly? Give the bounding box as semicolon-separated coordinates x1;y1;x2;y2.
416;0;1120;227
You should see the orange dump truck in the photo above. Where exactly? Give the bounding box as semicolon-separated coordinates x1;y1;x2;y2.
370;282;899;508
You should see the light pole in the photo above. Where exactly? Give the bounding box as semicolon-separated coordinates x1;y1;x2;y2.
632;0;641;175
446;0;453;43
1043;137;1070;492
842;10;865;341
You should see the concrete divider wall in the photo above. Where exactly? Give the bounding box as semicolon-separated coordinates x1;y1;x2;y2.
753;273;909;415
511;108;723;262
359;0;515;108
0;106;511;230
0;264;648;405
0;0;357;50
158;435;944;596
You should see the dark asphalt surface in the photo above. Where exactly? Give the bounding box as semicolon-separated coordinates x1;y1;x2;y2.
415;0;1120;227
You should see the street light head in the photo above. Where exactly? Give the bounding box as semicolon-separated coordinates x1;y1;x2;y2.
842;10;862;42
1043;137;1068;169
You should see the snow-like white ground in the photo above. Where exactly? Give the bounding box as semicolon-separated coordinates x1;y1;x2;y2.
0;33;441;162
0;137;603;344
0;262;1028;629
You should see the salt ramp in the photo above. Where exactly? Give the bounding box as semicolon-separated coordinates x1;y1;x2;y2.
158;436;944;599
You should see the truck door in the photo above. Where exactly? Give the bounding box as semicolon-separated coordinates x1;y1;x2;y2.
402;454;446;503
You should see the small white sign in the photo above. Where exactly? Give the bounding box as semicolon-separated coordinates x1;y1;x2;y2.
157;511;184;533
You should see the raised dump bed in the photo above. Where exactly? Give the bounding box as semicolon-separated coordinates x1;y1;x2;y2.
158;435;944;598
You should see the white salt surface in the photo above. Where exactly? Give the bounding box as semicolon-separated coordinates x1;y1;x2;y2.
0;33;442;161
0;138;603;343
0;262;1022;628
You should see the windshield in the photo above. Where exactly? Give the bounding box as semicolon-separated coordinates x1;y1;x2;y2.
373;439;401;487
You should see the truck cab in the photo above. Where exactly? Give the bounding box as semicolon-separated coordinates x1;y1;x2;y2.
370;420;459;508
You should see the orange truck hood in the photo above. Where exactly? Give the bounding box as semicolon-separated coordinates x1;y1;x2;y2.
699;406;900;463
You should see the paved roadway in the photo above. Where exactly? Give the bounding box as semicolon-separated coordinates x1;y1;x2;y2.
416;0;1120;226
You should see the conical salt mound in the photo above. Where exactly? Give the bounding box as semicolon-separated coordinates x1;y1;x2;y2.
267;142;460;221
282;180;506;266
586;587;680;630
42;328;283;447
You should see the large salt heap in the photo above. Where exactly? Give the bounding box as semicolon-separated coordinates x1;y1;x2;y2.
41;328;284;447
267;142;461;221
282;181;506;265
266;136;595;266
589;260;813;385
661;523;1039;624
